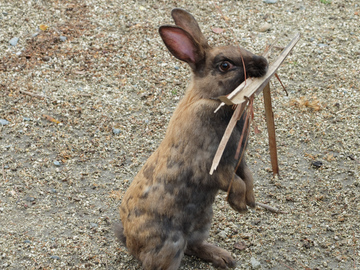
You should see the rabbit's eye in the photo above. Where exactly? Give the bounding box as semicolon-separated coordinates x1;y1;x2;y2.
219;61;233;72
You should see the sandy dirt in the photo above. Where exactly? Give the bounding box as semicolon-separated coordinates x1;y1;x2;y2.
0;0;359;269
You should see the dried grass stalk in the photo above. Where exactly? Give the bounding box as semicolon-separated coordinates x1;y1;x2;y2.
263;83;279;176
210;102;246;175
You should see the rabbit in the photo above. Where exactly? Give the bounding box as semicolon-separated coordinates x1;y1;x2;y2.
116;8;268;270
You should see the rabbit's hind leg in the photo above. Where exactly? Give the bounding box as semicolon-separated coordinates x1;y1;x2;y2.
139;231;186;270
185;241;236;269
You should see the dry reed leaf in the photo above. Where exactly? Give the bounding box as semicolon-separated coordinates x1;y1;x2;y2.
263;83;279;176
210;103;246;175
326;153;335;161
39;24;49;31
109;190;123;200
234;241;247;250
290;96;322;111
216;33;300;108
43;114;61;124
210;34;300;175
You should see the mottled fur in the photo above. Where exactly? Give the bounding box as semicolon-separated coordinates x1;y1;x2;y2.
116;8;268;270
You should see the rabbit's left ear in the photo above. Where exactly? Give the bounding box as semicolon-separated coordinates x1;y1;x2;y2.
159;25;205;70
171;8;209;49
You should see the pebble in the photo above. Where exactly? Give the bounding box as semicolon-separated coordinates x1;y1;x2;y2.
112;128;121;135
53;161;61;166
60;36;67;42
90;223;98;229
312;161;323;168
318;43;328;48
9;37;19;46
217;231;227;239
263;0;277;3
23;240;31;244
50;255;60;260
0;119;9;125
23;117;31;121
250;257;261;269
259;22;272;32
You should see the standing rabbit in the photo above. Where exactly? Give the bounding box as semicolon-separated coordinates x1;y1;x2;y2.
116;8;268;269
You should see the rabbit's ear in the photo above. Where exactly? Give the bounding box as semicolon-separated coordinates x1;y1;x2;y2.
171;8;209;49
159;25;204;70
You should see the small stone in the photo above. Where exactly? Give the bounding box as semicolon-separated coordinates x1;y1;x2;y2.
60;36;67;42
53;161;61;166
9;37;19;46
16;51;22;56
112;128;121;135
26;197;35;202
23;240;31;244
23;117;31;121
250;257;261;269
263;0;277;3
32;32;39;37
307;224;313;228
0;119;9;125
259;22;272;32
312;161;323;168
90;223;98;229
234;241;247;250
50;255;60;260
217;231;227;239
318;43;328;48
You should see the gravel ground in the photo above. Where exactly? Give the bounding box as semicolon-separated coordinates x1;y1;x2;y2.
0;0;359;269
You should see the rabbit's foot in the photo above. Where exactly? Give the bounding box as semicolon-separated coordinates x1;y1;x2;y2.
235;162;256;208
226;176;248;213
245;187;256;208
185;241;236;269
227;191;248;213
227;188;255;212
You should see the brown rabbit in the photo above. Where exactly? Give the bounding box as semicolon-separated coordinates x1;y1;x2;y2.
116;8;268;270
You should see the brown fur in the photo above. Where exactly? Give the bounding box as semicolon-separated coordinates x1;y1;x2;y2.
116;8;268;270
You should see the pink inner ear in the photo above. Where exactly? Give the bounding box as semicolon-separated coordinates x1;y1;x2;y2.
163;29;197;63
